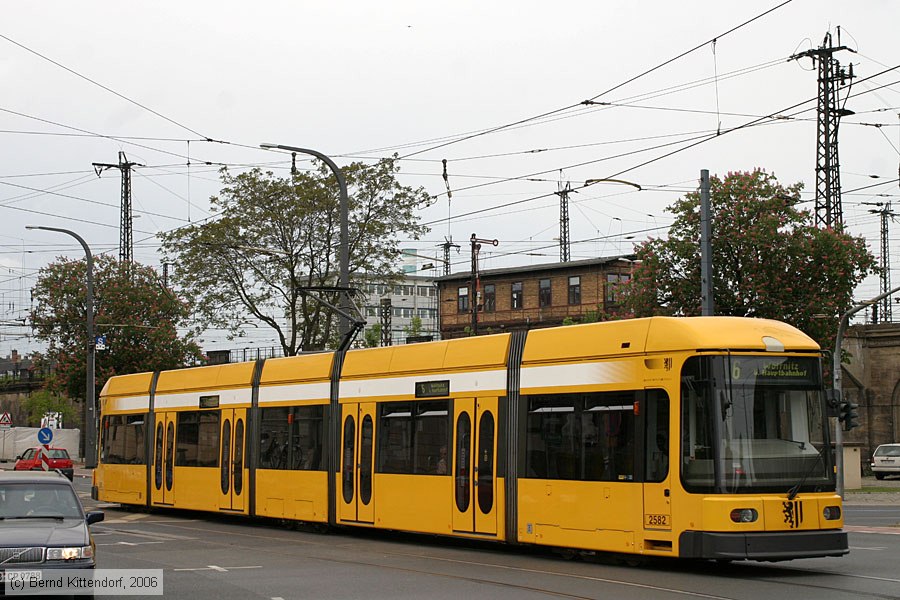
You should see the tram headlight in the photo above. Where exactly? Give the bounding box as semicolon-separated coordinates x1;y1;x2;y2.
729;508;758;523
823;506;842;521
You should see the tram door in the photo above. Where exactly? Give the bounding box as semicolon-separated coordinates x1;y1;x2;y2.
452;397;498;535
219;408;247;512
339;402;376;524
642;390;672;533
151;412;176;506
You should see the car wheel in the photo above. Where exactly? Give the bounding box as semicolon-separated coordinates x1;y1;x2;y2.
875;473;885;480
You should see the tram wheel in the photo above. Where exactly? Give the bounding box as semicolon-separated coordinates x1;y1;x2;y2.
554;548;578;561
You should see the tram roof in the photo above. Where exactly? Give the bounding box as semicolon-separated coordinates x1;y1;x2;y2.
100;317;817;399
521;316;819;364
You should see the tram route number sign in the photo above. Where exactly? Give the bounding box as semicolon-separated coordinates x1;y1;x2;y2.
415;380;450;398
644;513;671;528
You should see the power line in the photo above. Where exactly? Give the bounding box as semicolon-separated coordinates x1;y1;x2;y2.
0;33;212;140
396;1;795;160
425;67;898;229
0;179;189;222
0;106;216;164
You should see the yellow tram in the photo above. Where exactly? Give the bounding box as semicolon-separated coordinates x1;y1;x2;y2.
94;316;849;561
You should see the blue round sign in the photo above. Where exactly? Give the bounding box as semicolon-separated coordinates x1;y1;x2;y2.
37;427;53;445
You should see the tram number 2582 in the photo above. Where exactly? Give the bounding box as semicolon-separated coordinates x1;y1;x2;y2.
644;514;670;528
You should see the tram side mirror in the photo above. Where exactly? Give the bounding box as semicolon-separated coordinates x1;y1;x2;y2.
826;389;841;418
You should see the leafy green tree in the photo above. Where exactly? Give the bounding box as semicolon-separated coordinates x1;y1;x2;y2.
363;324;382;348
620;169;876;349
22;389;76;428
160;156;430;355
403;316;424;338
30;255;204;401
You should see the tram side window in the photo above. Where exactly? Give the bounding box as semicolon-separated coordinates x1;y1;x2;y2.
175;411;220;467
680;358;717;489
292;406;324;470
377;400;450;475
259;407;290;469
101;414;147;465
524;391;637;481
414;402;450;474
378;403;413;473
259;406;325;471
644;390;670;483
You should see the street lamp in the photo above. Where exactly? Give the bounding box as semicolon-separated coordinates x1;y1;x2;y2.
25;225;97;469
260;143;350;338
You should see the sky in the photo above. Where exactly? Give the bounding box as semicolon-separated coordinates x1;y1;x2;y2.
1;0;898;356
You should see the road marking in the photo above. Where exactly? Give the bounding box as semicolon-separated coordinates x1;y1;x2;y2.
850;546;887;550
845;525;900;535
101;513;150;524
174;565;262;573
97;541;164;547
96;527;196;541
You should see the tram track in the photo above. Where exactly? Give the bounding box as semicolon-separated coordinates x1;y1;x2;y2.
93;510;900;599
95;516;732;600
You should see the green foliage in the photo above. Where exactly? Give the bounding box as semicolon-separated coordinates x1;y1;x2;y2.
403;316;423;337
363;324;382;348
160;156;430;355
561;317;575;326
30;256;203;400
22;389;76;428
620;169;876;350
581;307;602;324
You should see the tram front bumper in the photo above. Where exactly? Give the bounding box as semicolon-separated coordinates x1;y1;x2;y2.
678;530;849;561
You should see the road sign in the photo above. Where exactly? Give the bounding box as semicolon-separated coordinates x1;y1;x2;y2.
39;444;50;471
0;411;11;428
37;427;53;445
95;335;107;351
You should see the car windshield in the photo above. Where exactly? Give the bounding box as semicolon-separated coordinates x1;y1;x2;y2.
875;446;900;457
48;449;69;459
681;355;833;494
0;483;83;519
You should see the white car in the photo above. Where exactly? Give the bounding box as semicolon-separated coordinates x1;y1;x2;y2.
871;443;900;480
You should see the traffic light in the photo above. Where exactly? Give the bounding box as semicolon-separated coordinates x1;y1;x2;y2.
840;400;860;431
826;389;841;418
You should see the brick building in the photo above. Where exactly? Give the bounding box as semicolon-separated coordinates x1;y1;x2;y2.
435;256;636;339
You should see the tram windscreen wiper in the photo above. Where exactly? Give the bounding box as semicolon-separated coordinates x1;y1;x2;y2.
787;445;825;500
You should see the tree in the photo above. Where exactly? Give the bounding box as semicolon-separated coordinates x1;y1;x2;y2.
404;316;424;338
620;169;876;350
160;156;430;355
30;255;204;401
22;389;75;428
363;324;382;348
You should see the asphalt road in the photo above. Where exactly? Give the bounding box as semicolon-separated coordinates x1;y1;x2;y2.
71;473;900;600
6;463;900;599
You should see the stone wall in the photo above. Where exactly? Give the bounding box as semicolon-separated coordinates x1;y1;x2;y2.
841;323;900;461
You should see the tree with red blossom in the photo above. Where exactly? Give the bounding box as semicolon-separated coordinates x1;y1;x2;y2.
30;255;204;402
620;169;876;350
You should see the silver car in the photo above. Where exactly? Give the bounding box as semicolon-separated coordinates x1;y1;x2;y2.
871;443;900;480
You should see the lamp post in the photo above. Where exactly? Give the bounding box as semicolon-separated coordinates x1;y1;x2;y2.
260;143;350;338
26;225;97;468
833;284;900;497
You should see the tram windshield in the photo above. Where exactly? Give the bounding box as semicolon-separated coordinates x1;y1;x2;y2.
680;355;834;494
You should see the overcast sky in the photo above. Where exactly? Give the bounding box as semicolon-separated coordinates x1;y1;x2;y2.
2;0;898;355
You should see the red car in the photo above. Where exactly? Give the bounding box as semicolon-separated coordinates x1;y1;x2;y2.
14;447;75;480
